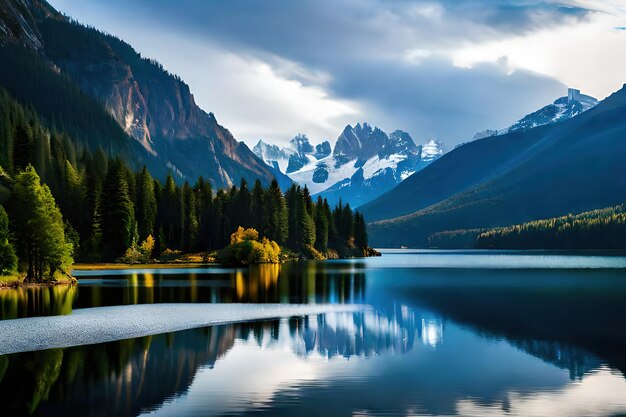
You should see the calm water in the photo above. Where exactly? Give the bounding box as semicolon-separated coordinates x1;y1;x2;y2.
1;250;626;416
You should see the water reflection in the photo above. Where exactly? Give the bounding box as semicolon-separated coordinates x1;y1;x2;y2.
373;267;626;378
74;263;366;308
0;285;77;320
1;252;626;416
0;307;424;417
1;308;619;417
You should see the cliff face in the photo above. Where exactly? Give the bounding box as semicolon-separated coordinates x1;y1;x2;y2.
0;0;286;188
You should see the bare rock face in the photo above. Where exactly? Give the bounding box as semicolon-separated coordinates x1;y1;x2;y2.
0;0;286;188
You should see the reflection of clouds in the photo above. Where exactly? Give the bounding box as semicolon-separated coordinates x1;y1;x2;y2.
455;368;626;417
139;313;626;417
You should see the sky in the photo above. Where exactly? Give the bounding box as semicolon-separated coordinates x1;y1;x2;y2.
48;0;626;149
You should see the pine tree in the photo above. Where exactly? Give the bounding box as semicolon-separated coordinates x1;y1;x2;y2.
314;196;329;252
135;166;157;241
12;121;33;172
161;174;178;248
233;178;252;230
286;184;299;248
250;179;265;233
194;177;213;251
297;188;316;249
101;160;135;260
341;203;354;242
182;182;199;251
265;179;288;245
354;212;368;248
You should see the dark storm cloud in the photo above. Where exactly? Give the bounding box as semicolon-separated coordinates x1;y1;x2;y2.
325;57;565;143
105;0;592;69
49;0;590;144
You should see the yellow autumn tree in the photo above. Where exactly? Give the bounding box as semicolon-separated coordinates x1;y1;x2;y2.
219;227;281;265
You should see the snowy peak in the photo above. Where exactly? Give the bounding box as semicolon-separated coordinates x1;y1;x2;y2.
253;123;445;207
334;123;418;163
253;134;330;174
509;88;598;133
474;88;599;140
314;141;331;159
288;133;314;154
384;130;419;157
253;140;291;172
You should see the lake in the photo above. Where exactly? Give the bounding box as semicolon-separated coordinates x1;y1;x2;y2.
1;250;626;416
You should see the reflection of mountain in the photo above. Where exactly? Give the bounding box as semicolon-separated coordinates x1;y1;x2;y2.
510;339;602;380
390;268;625;377
0;306;423;416
290;307;425;359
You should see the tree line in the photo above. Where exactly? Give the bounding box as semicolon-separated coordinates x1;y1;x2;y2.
0;88;369;279
475;204;626;249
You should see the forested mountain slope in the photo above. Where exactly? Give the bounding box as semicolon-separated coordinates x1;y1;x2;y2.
364;84;626;247
0;0;287;188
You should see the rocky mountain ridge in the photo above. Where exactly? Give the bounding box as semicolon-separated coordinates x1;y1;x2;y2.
254;123;443;207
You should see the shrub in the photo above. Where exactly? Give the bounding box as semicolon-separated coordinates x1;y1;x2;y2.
117;235;155;264
218;227;281;265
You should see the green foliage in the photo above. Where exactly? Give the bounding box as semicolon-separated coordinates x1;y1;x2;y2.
218;227;281;265
265;179;288;245
117;235;155;264
135;167;157;241
476;204;626;249
0;88;371;263
354;212;368;248
10;166;73;281
427;229;486;249
101;160;136;260
0;205;17;275
314;197;329;253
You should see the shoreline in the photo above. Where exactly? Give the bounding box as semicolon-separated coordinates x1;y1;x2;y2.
1;249;383;288
72;262;217;271
0;275;77;290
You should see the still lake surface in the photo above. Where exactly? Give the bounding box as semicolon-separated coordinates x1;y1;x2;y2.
1;249;626;416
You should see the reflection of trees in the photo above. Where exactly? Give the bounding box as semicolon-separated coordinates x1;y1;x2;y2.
0;306;423;416
0;326;238;416
0;285;77;320
510;339;601;380
234;263;366;304
75;263;366;307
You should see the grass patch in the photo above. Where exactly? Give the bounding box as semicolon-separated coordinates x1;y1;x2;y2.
0;273;22;287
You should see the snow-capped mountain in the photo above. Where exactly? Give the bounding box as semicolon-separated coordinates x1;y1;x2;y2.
253;134;332;174
253;123;444;208
475;88;599;140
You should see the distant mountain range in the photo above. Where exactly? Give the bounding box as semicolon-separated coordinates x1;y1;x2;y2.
361;84;626;247
254;123;443;207
0;0;289;188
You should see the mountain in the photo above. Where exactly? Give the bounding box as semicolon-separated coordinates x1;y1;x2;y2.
0;0;287;188
474;88;598;140
253;123;443;207
362;84;626;247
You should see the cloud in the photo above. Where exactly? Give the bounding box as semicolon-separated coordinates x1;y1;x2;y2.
47;0;616;147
